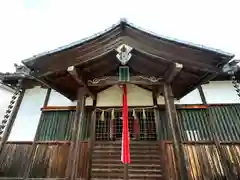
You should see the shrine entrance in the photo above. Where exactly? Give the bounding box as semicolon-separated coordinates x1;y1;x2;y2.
95;108;157;141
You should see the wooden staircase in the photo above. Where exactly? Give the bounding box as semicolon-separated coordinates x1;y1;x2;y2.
91;141;165;179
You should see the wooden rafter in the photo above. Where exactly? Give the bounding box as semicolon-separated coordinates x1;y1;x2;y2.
67;66;94;98
42;77;74;100
35;34;123;77
32;33;222;78
118;36;221;73
164;63;183;83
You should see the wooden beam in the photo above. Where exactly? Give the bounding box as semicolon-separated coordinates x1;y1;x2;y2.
198;86;207;104
39;76;75;101
87;76;163;86
67;66;94;98
23;88;51;179
164;62;183;83
163;83;188;180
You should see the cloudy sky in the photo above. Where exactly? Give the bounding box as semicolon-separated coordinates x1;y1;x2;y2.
0;0;239;73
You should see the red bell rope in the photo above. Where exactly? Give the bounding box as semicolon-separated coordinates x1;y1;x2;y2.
121;84;130;164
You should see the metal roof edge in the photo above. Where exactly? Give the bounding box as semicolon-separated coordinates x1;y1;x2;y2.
22;18;235;66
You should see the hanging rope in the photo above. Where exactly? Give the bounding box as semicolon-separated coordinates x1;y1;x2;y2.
95;106;154;113
0;80;22;135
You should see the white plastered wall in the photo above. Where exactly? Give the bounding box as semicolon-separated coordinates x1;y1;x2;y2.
157;88;202;105
202;81;239;104
8;86;47;141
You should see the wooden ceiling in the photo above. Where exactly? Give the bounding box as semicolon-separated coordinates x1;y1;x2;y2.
21;20;234;100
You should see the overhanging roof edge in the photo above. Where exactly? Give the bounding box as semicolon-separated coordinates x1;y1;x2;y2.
21;19;123;66
22;18;235;67
126;21;235;58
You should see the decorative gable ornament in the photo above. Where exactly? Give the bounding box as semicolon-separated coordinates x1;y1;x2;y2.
116;44;133;65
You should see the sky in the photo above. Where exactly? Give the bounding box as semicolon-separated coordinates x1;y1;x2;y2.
0;0;239;73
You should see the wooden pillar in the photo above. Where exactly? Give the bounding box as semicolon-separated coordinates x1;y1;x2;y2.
23;88;51;179
65;88;86;180
0;82;25;155
152;88;161;140
87;95;97;180
163;83;188;180
124;164;128;180
198;86;236;179
197;86;207;104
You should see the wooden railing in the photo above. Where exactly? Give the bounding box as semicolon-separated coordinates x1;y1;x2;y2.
162;141;240;180
0;141;89;179
1;141;240;179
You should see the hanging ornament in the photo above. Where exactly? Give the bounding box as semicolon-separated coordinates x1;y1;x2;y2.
142;108;147;138
111;108;115;119
116;44;133;65
132;109;136;118
143;109;146;120
110;109;116;140
100;110;105;121
132;109;140;140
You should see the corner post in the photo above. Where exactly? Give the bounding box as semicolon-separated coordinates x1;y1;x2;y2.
0;80;25;155
163;83;188;180
66;88;86;180
87;95;97;180
152;87;161;140
23;88;51;179
198;86;236;179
